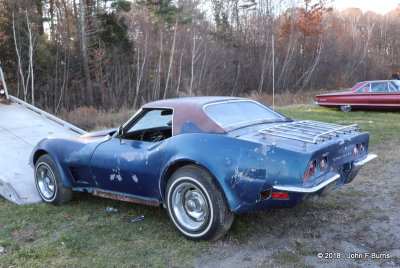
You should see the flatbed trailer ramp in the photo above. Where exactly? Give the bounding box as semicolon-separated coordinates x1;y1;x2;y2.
0;96;86;205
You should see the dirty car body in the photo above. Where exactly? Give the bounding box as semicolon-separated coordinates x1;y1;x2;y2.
31;97;376;240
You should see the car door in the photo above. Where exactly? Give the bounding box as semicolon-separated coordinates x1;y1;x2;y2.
89;109;173;199
369;82;395;108
350;83;370;108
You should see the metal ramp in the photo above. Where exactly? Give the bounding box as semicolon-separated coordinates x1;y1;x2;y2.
0;67;86;204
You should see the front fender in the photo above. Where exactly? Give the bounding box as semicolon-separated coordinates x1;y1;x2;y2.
31;136;107;187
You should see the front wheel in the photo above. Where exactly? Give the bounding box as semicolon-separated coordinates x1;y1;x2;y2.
166;165;234;241
340;105;352;112
35;154;72;205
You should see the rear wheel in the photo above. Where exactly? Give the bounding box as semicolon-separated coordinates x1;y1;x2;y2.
340;105;352;112
35;154;72;205
166;165;234;241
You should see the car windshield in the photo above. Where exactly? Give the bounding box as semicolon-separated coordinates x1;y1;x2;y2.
204;101;285;128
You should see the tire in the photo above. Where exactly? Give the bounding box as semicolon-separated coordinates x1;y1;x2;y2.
34;154;72;205
340;105;352;112
166;165;234;241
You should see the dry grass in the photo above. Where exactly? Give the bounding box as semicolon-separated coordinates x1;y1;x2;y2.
58;90;343;131
246;89;338;107
59;106;136;131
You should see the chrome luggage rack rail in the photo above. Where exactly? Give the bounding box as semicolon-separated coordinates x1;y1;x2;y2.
259;120;359;144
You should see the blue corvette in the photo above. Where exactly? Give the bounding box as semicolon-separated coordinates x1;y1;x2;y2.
31;97;376;240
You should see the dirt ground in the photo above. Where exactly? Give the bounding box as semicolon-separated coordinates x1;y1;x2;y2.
193;141;400;268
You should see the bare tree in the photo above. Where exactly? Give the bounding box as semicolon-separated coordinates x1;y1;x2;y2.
176;41;186;95
12;10;36;104
134;32;148;108
12;12;26;101
189;33;201;95
164;20;178;99
79;0;93;104
26;10;35;105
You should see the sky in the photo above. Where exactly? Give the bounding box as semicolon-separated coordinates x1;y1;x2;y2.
333;0;399;15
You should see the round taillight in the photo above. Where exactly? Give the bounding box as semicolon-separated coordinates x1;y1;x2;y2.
320;156;327;171
309;160;316;176
359;144;365;155
354;145;359;157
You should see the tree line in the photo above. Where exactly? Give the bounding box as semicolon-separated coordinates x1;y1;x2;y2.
0;0;399;112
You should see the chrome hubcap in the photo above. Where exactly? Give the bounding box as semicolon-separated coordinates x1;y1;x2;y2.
341;105;351;112
171;181;209;231
36;164;56;199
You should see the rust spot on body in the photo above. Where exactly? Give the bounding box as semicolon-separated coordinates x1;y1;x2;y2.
93;190;159;207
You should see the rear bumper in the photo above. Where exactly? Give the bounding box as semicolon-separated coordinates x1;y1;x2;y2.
273;173;340;194
272;153;377;194
233;153;377;213
345;153;377;184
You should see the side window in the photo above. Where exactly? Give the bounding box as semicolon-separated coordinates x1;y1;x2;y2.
370;82;388;93
355;83;370;93
389;82;399;92
124;109;173;142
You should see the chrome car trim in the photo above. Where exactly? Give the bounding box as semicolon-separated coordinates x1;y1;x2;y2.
259;120;359;144
346;153;378;184
316;102;400;107
354;153;377;166
272;174;340;193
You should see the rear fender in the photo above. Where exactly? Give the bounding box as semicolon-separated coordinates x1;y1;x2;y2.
159;133;308;212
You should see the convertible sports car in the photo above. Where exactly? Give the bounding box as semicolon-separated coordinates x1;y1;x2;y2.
316;80;400;112
31;97;376;240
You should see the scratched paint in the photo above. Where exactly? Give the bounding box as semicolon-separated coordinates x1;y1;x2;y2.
110;168;122;181
110;174;122;182
120;152;136;162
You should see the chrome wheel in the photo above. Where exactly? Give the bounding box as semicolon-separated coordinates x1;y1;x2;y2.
36;163;56;200
166;165;234;240
340;105;352;112
171;180;209;231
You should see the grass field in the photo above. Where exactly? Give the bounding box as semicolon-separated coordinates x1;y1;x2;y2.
1;104;399;267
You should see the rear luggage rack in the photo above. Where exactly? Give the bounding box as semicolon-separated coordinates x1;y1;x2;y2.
259;120;359;144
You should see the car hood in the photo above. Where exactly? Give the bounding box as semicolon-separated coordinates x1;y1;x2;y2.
79;128;118;138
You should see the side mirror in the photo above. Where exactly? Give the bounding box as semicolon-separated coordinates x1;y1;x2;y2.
118;126;125;144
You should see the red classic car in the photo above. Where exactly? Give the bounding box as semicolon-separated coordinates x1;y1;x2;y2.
316;80;400;112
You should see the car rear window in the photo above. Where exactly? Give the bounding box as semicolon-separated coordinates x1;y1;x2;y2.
390;81;400;91
352;82;367;91
204;101;284;128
